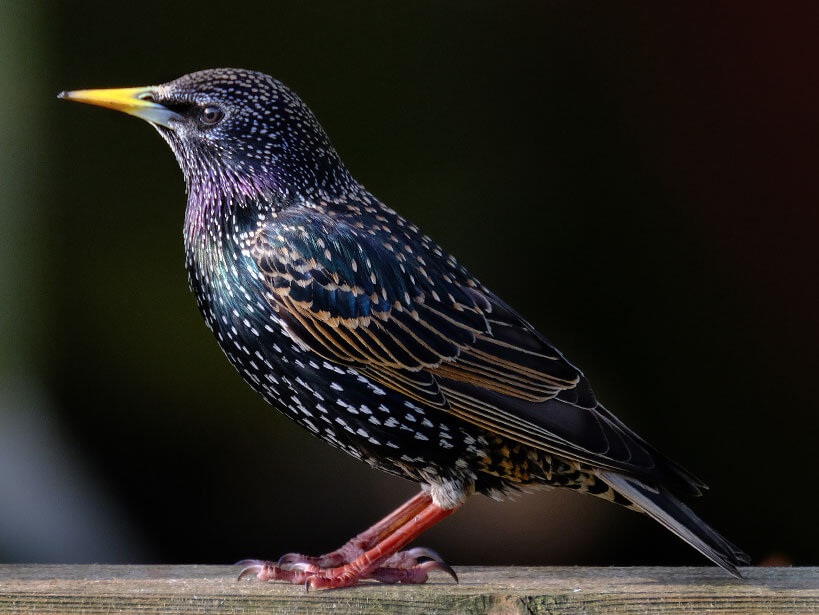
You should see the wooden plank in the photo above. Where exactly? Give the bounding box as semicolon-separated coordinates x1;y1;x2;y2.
0;565;816;614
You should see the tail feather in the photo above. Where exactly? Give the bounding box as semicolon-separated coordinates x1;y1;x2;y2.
597;470;750;578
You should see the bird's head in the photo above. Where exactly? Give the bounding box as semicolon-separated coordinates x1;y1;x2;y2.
59;68;353;202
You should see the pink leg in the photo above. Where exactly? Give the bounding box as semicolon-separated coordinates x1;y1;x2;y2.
276;490;432;568
238;491;461;589
304;497;459;589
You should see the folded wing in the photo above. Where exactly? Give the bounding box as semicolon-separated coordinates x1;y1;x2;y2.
251;206;705;494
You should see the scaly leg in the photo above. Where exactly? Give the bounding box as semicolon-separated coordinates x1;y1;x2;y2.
238;491;460;588
276;490;433;568
305;499;459;589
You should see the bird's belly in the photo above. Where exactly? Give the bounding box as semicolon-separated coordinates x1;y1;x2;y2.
188;263;561;494
204;299;487;483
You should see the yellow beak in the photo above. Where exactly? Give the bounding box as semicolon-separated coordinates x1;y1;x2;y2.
58;86;181;128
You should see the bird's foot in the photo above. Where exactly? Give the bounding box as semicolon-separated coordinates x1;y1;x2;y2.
238;490;459;590
238;546;456;588
305;559;457;589
277;544;444;569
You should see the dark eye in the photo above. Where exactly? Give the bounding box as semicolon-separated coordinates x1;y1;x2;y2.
200;105;224;125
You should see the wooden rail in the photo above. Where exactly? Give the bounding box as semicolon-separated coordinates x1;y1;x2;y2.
0;565;816;614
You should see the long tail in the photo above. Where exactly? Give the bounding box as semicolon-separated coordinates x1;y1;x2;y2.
597;470;750;578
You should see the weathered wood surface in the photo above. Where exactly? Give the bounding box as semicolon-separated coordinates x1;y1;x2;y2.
0;565;816;614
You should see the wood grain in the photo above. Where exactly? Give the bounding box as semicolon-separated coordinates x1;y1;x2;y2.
0;565;816;614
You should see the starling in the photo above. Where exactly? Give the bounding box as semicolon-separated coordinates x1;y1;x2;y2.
59;68;749;589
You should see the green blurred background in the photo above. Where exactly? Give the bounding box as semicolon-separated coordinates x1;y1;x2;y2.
1;2;816;567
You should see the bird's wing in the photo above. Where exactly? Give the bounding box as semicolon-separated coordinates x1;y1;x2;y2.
251;206;702;491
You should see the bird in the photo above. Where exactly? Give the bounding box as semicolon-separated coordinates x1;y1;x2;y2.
59;68;749;589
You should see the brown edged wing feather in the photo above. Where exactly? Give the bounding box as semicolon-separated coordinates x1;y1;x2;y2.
250;205;706;494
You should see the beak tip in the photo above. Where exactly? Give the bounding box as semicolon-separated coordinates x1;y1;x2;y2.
57;90;72;100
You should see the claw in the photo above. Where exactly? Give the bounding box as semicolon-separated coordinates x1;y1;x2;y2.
423;560;459;583
277;552;302;567
404;547;445;563
237;563;263;581
383;545;448;569
365;559;458;584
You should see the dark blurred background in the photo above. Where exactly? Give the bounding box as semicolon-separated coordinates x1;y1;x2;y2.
1;2;816;568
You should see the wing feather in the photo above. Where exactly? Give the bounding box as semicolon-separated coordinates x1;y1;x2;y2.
251;206;704;493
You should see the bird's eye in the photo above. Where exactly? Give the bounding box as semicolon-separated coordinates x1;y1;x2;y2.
200;105;224;125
